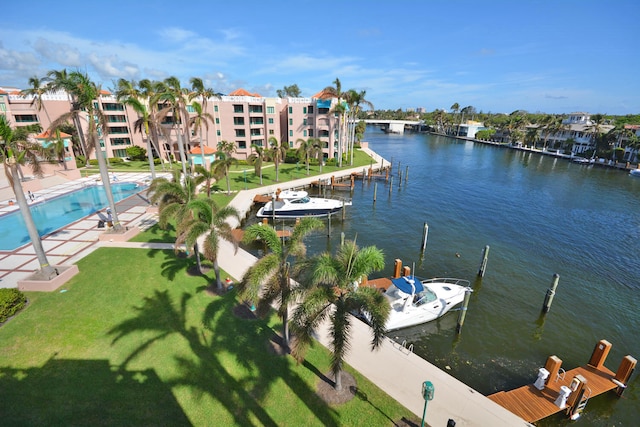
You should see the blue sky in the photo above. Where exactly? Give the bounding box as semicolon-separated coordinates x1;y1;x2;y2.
2;0;639;115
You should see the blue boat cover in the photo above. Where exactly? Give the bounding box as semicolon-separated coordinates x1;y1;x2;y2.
391;276;424;294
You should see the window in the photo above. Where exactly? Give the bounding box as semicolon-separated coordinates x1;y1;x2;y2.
267;106;275;114
233;104;244;113
111;138;131;146
108;115;127;123
288;106;292;114
235;129;246;137
319;130;330;137
108;126;129;134
214;105;219;112
252;139;264;146
268;118;274;124
308;106;314;114
251;129;262;136
289;118;293;126
308;129;314;137
269;129;274;135
102;103;124;111
289;130;293;137
186;105;195;113
215;118;219;124
238;141;247;149
233;117;245;125
0;102;6;112
250;117;264;125
303;130;307;137
114;149;128;157
303;119;307;125
318;108;329;114
303;107;307;114
14;114;38;123
249;105;263;113
217;130;221;136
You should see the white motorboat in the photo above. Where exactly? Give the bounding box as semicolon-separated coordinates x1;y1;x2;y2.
383;275;471;331
630;169;640;177
256;189;351;218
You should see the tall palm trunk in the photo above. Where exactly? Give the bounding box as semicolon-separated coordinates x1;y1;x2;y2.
9;162;57;279
175;124;188;178
94;138;123;232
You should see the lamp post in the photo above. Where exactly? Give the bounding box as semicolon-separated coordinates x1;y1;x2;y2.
421;381;434;427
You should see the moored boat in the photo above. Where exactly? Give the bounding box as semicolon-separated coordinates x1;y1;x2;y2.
630;169;640;177
256;189;351;218
383;275;471;331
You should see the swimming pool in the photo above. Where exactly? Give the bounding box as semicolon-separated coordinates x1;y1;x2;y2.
0;182;146;251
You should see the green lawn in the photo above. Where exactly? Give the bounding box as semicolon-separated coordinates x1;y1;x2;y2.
0;248;419;426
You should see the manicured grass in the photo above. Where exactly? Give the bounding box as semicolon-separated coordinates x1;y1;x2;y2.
0;248;418;426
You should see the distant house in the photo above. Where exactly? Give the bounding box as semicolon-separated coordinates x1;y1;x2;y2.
458;120;487;138
551;112;614;155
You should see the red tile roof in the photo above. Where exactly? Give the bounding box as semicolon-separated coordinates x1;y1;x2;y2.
190;145;216;154
36;130;72;139
312;89;336;100
229;88;261;97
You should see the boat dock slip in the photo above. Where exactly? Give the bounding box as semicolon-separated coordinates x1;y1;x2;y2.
488;340;636;423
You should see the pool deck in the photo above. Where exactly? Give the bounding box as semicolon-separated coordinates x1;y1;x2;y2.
0;155;533;426
0;172;170;288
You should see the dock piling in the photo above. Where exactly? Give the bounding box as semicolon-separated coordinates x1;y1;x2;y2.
456;288;472;334
373;183;378;203
542;273;560;313
405;165;409;182
389;176;393;194
421;222;429;251
477;245;490;277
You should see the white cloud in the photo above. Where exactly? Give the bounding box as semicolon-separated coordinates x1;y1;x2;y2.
32;37;82;67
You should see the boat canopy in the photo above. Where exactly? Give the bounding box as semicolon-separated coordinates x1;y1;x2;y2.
391;276;424;294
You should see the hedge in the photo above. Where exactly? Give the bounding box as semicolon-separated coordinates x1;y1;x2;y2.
0;288;27;323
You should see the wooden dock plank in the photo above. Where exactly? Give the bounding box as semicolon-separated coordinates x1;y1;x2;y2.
488;364;617;422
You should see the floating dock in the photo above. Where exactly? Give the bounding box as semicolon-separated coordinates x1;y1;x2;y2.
488;340;636;422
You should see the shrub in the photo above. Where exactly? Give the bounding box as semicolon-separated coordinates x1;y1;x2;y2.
75;156;86;168
109;157;124;164
325;158;337;166
126;146;147;161
0;288;27;323
89;159;99;166
153;158;162;165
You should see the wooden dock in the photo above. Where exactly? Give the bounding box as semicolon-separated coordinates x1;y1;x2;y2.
488;340;636;422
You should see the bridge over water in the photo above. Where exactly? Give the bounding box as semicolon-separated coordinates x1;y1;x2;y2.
362;119;422;134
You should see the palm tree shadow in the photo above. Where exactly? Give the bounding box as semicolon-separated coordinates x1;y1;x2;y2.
108;289;340;426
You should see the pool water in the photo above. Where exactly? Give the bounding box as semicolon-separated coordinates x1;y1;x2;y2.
0;182;145;251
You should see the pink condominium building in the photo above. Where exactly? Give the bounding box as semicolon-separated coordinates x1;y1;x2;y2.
0;86;342;165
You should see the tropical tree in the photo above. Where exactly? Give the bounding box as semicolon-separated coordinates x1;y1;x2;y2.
158;76;190;177
148;172;205;273
45;69;90;164
120;96;157;180
276;84;301;98
324;78;346;166
189;77;219;150
47;128;69;170
247;143;266;185
268;136;287;182
49;71;123;232
584;113;607;157
312;138;324;173
450;103;460;135
541;115;564;151
138;79;171;168
295;138;315;175
213;140;237;195
21;76;52;125
193;163;221;198
180;197;240;290
344;90;373;165
524;127;539;148
237;217;324;349
189;100;215;170
291;239;390;391
0;116;58;279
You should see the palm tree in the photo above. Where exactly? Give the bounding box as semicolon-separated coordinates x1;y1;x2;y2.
148;172;205;273
268;136;287;182
450;103;460;135
247;143;266;185
45;69;90;164
291;239;390;391
120;96;157;180
158;76;190;177
189;101;215;170
138;79;170;169
324;78;346;166
213;140;237;195
346;90;373;165
312;138;324;173
180;197;240;291
524;127;539;148
541;115;564;151
189;78;219;160
0;116;58;279
584;113;607;157
237;217;324;349
48;128;69;170
193;163;220;198
21;76;52;125
295;138;315;175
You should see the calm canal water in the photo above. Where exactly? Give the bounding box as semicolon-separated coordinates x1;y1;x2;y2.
298;127;639;426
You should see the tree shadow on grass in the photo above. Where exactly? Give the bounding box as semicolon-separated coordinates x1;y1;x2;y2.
0;357;190;426
108;289;340;426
